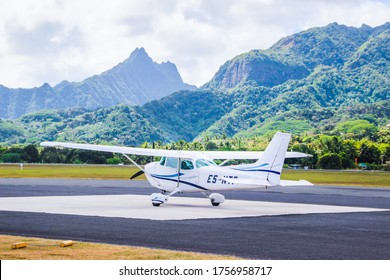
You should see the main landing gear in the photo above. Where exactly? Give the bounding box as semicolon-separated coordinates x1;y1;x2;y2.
209;193;225;206
150;192;226;207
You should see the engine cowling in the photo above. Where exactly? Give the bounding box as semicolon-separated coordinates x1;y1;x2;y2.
150;193;169;206
209;193;225;206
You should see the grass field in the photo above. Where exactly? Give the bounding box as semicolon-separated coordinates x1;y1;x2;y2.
282;169;390;187
0;164;389;187
0;235;240;260
0;164;146;180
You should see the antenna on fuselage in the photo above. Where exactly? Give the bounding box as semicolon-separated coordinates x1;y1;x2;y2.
151;142;155;163
177;158;181;188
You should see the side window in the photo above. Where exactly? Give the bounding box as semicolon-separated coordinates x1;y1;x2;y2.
159;156;166;166
181;159;194;170
166;157;178;169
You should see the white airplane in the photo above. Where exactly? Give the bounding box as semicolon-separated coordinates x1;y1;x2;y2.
41;132;312;207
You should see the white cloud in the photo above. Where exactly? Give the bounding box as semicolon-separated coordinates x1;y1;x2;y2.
0;0;388;88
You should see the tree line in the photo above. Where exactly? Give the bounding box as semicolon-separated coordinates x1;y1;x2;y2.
1;129;389;170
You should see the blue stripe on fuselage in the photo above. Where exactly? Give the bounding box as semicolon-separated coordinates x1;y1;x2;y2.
231;168;281;175
152;173;184;178
151;174;209;191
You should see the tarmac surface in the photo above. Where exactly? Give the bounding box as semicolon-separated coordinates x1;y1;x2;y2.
0;178;389;259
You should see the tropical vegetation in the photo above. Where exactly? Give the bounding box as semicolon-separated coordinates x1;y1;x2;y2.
1;22;389;170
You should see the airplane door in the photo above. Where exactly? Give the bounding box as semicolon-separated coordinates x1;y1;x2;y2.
155;157;198;192
152;157;180;191
178;159;198;191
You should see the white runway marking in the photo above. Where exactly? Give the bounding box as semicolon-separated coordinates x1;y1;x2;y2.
0;195;388;220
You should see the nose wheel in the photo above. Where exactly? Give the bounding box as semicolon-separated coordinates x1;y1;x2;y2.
150;192;169;206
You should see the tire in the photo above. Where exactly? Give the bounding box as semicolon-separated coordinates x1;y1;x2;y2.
152;203;161;207
211;202;220;206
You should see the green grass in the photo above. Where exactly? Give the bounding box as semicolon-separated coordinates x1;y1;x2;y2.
282;169;390;187
0;164;145;180
0;164;389;187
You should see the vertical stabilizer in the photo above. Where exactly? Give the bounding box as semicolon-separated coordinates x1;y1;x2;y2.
255;132;291;185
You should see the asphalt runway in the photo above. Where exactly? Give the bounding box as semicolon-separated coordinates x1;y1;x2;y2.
0;178;389;259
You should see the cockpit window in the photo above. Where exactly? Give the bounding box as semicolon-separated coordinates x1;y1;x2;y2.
196;159;211;168
162;157;213;169
181;159;194;170
166;157;178;169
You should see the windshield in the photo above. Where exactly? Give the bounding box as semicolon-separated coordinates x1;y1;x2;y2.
166;157;178;169
196;159;211;168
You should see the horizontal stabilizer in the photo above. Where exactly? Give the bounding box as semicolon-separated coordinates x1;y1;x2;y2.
279;180;313;186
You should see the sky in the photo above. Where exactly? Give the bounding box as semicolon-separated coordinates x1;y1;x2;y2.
0;0;389;88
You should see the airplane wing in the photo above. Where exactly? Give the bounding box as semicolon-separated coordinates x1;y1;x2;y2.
40;141;194;158
40;141;312;159
190;150;311;159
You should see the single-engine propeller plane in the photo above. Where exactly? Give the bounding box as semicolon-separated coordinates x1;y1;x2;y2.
41;132;312;207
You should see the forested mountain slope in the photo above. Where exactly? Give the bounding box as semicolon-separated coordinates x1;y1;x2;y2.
1;23;389;145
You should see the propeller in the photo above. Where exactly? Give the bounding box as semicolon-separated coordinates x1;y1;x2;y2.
130;170;145;180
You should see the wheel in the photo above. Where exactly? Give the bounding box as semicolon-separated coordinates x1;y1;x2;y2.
210;193;225;206
152;203;161;207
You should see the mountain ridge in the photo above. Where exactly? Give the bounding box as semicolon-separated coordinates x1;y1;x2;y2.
204;22;389;91
0;48;196;119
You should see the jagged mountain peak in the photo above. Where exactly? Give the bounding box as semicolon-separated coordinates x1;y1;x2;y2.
0;47;196;119
105;47;191;87
125;47;152;64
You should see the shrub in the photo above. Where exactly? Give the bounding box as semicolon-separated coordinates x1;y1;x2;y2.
318;153;342;169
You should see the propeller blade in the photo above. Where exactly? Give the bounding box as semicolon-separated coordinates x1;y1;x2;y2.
130;170;145;180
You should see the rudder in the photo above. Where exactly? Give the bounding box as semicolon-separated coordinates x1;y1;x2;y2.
255;132;291;185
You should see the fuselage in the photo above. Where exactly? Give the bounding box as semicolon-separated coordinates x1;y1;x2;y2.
145;156;271;193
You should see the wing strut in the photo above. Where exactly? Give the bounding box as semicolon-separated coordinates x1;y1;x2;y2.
122;153;146;180
218;159;230;166
121;153;145;172
122;153;166;189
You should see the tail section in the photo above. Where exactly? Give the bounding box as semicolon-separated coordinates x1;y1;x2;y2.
255;132;291;185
